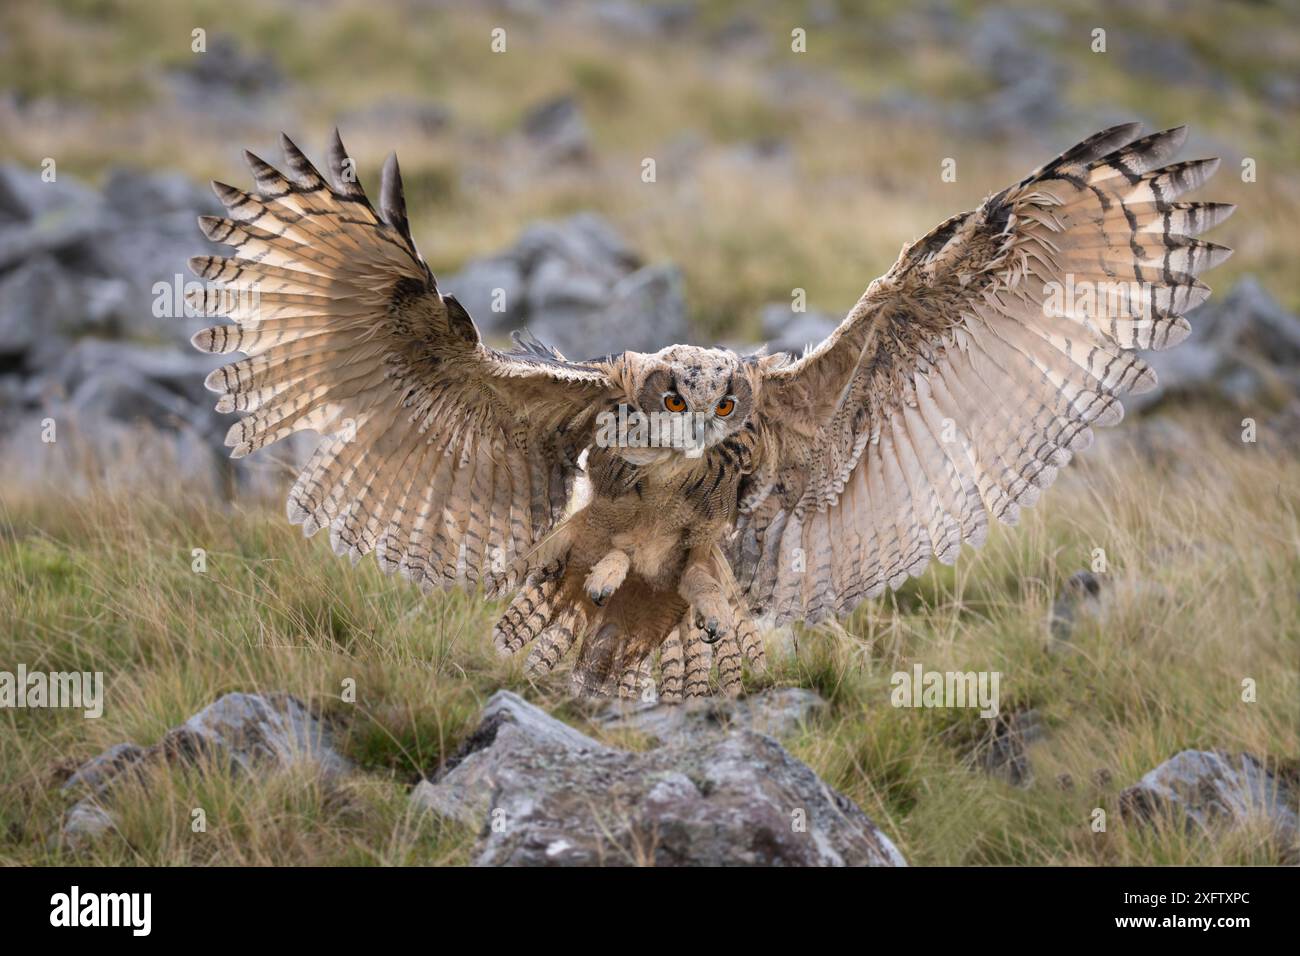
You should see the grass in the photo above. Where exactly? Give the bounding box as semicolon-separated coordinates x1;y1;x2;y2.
1;412;1296;865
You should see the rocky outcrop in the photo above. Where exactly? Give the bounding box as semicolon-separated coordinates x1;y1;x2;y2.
411;690;904;866
0;161;251;493
0;162;691;493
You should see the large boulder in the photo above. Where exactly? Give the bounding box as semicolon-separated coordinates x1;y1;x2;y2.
412;690;904;866
0;162;102;223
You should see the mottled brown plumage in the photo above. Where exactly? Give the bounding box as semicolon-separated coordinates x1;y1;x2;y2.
190;125;1232;697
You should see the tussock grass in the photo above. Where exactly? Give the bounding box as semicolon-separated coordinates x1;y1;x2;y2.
1;415;1295;865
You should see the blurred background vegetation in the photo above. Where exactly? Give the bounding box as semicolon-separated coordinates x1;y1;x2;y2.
2;0;1296;341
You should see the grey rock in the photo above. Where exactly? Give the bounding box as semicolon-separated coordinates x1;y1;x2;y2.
599;263;688;352
513;213;639;280
1136;341;1224;409
0;336;230;487
441;257;526;333
0;164;219;342
437;213;685;358
1134;276;1299;412
411;690;609;824
1217;276;1300;363
760;303;837;356
69;368;199;432
161;692;352;779
528;254;614;315
60;692;350;849
973;708;1044;787
61;802;116;851
531;262;688;358
61;743;149;796
521;96;591;163
0;255;83;358
178;32;282;97
0;196;109;272
597;687;827;744
1120;750;1298;857
84;213;219;343
1049;570;1102;645
0;162;101;223
51;338;220;402
102;167;214;217
412;690;904;866
19;339;231;493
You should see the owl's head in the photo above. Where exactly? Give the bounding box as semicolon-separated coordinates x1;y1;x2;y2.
631;345;754;453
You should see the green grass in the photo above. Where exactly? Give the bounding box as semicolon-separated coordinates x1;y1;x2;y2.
1;415;1296;865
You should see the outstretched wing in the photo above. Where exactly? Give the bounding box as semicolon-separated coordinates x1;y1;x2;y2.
733;124;1234;625
190;131;624;594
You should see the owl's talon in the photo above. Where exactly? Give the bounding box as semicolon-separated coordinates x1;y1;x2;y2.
700;617;726;644
584;550;630;610
694;607;726;643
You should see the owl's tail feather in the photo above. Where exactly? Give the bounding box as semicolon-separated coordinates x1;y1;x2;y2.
658;627;686;701
525;604;586;677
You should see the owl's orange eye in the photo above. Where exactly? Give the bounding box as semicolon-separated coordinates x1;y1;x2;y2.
714;397;736;417
663;393;687;412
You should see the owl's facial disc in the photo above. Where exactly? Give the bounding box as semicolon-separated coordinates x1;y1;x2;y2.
628;349;752;455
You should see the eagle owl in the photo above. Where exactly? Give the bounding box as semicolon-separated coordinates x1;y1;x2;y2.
190;124;1232;698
